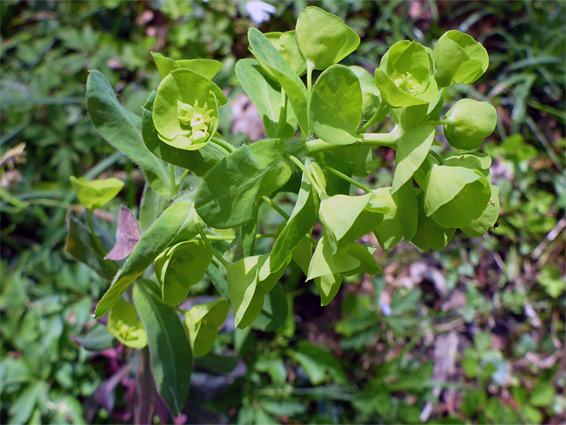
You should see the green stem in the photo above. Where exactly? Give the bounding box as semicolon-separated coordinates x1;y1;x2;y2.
357;102;386;134
88;210;107;256
196;223;230;268
285;154;325;195
429;150;444;165
275;88;287;138
326;167;371;193
169;164;176;197
261;195;290;220
194;233;276;241
306;63;314;133
362;127;401;148
211;136;236;153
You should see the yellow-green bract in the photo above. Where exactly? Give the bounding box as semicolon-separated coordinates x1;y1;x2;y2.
107;299;147;349
70;176;124;211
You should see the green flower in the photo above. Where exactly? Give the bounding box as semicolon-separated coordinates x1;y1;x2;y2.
152;68;226;151
374;41;439;108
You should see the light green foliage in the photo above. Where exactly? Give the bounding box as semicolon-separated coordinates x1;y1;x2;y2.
295;6;360;70
444;99;498;150
151;52;223;80
185;299;229;357
107;300;147;349
411;193;455;251
153;69;225;150
424;165;491;229
433;30;489;87
349;65;383;120
70;176;124;211
311;64;363;145
195;139;292;228
154;241;212;305
374;41;438;107
265;31;307;76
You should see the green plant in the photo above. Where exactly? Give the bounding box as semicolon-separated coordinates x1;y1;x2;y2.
67;6;501;418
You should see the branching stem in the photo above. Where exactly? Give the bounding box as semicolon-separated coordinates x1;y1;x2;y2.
196;222;230;268
325;167;372;193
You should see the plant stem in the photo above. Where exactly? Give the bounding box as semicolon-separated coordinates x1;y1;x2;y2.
306;63;314;132
325;167;372;193
88;210;107;256
363;127;401;148
195;222;230;268
429;149;444;165
261;195;290;220
194;233;276;241
357;102;386;134
285;154;324;195
210;136;236;153
275;88;287;138
169;164;176;197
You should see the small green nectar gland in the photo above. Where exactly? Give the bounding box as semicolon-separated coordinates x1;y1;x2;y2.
176;99;214;144
394;72;420;94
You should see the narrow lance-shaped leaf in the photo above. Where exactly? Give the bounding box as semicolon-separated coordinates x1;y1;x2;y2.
195;139;292;228
94;200;198;318
311;64;363;146
391;125;435;194
86;70;171;197
247;28;309;136
133;281;192;417
270;174;318;272
235;58;296;139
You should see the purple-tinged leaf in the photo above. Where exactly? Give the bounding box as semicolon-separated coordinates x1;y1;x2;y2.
106;207;141;261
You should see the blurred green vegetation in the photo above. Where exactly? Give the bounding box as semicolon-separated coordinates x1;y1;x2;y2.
1;1;564;424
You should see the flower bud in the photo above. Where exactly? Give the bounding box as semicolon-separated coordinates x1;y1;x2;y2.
444;99;497;150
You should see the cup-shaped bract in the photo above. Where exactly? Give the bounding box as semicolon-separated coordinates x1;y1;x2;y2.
153;69;227;151
151;52;223;80
108;300;147;349
424;164;491;229
295;6;360;70
70;176;124;211
433;30;489;88
410;193;455;251
265;31;307;76
185;299;229;358
154;240;212;306
444;99;497;150
374;41;439;108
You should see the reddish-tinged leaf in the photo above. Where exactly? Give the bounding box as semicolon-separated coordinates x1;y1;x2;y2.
106;207;141;261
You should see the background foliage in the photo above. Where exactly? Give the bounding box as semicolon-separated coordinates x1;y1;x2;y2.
1;1;564;424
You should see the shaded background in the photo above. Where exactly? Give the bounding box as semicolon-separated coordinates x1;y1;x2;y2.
1;1;564;424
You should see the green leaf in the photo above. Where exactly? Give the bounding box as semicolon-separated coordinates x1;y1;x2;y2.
235;58;296;139
374;41;438;108
139;183;166;232
151;52;223;80
133;281;192;417
530;382;555;407
195;139;292;228
424;165;491;228
154;240;212;306
290;342;346;385
307;237;381;280
70;176;124;210
372;188;403;249
248;28;309;136
444;99;497;150
94;200;198;318
315;273;343;306
410;193;455;251
153;69;225;151
311;64;363;145
395;181;419;241
227;254;285;329
185;299;229;357
350;65;383;120
295;7;360;70
142;91;227;176
65;214;119;280
86;70;170;197
8;381;47;425
319;192;388;252
265;31;307;76
433;30;489;87
462;185;500;237
270;174;318;272
107;299;147;349
391;126;435;194
252;283;288;331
